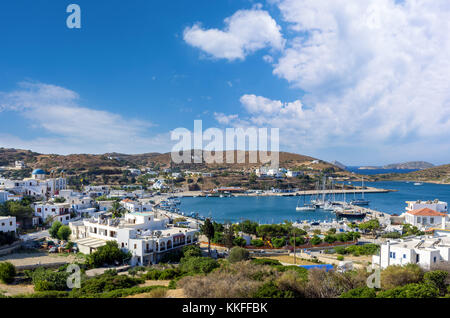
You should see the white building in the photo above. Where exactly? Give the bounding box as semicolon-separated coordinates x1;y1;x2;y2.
0;191;9;203
372;233;450;270
70;211;198;265
15;161;25;169
286;170;303;178
34;202;71;225
152;179;167;190
0;169;67;197
120;199;153;213
0;216;16;233
128;168;142;176
405;200;448;213
404;208;448;229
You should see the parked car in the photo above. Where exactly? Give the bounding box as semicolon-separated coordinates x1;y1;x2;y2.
49;247;58;253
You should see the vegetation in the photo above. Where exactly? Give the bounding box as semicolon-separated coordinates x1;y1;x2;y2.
88;241;131;268
228;247;250;263
201;218;215;255
0;262;16;284
334;244;380;256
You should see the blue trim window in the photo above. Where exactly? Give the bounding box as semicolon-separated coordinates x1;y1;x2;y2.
403;254;406;259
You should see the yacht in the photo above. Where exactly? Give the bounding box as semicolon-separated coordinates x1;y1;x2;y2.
296;196;316;211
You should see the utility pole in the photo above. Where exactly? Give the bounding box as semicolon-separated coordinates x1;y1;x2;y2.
293;230;296;265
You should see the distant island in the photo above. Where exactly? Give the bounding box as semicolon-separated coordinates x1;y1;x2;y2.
358;161;434;170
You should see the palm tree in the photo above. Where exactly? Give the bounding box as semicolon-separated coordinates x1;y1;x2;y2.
201;218;215;256
110;201;125;218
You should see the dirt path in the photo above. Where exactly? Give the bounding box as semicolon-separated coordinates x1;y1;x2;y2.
0;283;34;297
0;252;81;268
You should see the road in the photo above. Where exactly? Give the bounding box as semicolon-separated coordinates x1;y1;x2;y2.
20;229;49;241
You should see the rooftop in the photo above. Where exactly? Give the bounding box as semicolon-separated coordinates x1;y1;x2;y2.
406;208;447;216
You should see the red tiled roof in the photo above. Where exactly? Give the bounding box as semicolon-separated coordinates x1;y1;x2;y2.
407;207;447;216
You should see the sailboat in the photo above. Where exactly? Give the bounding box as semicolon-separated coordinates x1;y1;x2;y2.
350;177;370;206
296;193;316;211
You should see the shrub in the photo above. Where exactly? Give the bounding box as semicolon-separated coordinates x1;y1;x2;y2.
340;287;376;298
88;241;131;268
228;247;250;263
179;257;219;274
168;280;177;289
310;235;322;246
337;255;344;261
251;258;282;266
251;239;264;247
424;270;448;295
377;283;438;298
182;245;202;258
253;281;293;298
0;262;16;284
381;264;424;290
271;237;286;248
30;268;70;291
290;236;306;246
324;235;337;244
233;237;247;247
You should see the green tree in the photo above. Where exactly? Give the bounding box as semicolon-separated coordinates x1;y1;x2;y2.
223;223;235;251
109;201;125;218
88;241;131;268
0;262;16;284
57;225;72;241
200;218;215;256
424;270;448;295
310;235;323;246
49;221;62;239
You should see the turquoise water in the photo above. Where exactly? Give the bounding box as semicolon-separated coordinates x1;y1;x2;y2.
180;181;450;224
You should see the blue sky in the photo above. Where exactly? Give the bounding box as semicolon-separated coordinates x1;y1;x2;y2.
0;0;449;166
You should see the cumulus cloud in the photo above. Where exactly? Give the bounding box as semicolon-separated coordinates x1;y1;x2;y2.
183;8;285;60
0;82;172;154
208;0;450;163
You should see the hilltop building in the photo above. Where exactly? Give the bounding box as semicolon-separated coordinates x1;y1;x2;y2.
0;216;16;234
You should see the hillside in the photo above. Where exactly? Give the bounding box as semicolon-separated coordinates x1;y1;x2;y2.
374;164;450;184
382;161;434;170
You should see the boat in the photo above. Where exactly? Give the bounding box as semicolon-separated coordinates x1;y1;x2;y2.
296;195;316;211
414;182;423;186
350;177;370;206
334;207;366;218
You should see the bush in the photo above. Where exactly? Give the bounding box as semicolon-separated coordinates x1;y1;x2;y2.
30;268;70;291
88;241;131;268
340;287;376;298
182;245;202;258
251;239;264;247
253;281;294;298
0;262;16;284
251;258;282;266
381;264;424;290
290;236;306;246
233;237;247;247
424;270;448;295
168;280;177;289
271;237;286;248
310;235;322;246
179;257;219;274
377;283;438;298
228;247;250;263
337;255;344;261
324;235;337;244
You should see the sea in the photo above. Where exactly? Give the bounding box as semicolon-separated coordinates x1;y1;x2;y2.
346;166;419;175
179;181;450;224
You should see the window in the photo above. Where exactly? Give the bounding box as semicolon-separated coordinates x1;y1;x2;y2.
134;244;137;249
417;217;421;223
121;242;124;248
433;256;437;263
416;254;420;263
403;254;406;259
430;217;434;224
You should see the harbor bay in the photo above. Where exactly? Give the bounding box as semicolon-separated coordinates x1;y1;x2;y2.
179;181;450;224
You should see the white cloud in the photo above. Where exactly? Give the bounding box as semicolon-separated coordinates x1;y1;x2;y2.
210;0;450;163
0;82;172;154
183;8;285;61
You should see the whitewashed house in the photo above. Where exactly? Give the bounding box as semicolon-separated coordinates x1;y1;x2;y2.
0;191;9;203
70;211;198;265
372;233;450;270
120;199;153;213
286;170;303;178
404;208;448;229
34;202;71;225
405;200;448;213
0;216;16;234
